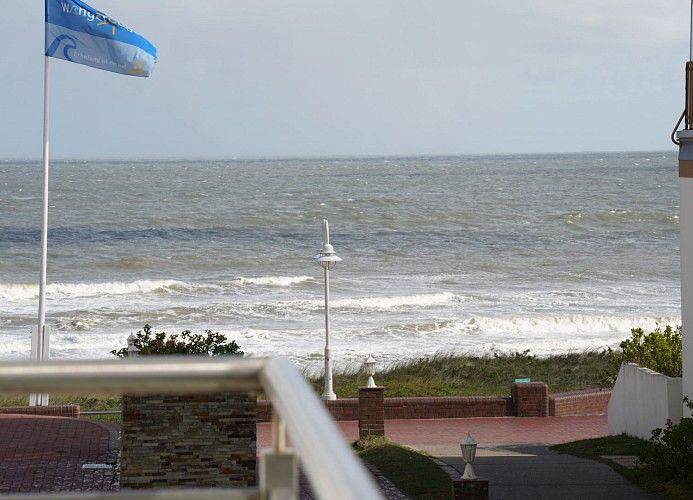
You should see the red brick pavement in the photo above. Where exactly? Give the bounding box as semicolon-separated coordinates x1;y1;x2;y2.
258;415;608;448
0;415;119;493
0;413;607;493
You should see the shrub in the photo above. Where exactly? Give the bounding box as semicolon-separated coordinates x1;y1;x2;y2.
611;325;682;378
638;397;693;496
112;324;243;357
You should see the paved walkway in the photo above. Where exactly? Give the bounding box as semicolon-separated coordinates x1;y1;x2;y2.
259;415;652;499
440;445;652;500
0;414;649;498
0;415;119;493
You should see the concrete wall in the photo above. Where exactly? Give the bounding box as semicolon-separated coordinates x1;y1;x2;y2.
608;363;683;440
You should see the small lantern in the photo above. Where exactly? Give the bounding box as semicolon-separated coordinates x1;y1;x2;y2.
363;354;377;388
460;433;477;480
126;333;139;357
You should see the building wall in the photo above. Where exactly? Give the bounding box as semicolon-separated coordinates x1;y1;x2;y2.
608;363;683;440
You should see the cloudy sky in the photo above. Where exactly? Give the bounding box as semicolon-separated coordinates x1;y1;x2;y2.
1;1;690;157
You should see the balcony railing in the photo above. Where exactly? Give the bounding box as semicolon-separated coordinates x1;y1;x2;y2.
0;357;383;500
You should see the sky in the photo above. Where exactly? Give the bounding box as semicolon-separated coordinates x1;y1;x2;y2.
1;1;691;158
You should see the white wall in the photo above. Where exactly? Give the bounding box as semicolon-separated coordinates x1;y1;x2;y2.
608;363;682;440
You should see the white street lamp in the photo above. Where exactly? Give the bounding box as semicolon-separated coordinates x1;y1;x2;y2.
460;433;478;480
314;219;342;401
363;354;377;388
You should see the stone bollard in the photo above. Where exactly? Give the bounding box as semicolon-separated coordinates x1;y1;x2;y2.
358;386;385;440
511;382;549;417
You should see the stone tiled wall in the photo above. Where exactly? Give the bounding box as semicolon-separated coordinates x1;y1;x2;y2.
0;405;80;418
549;389;611;417
511;382;549;417
358;387;384;440
120;392;256;489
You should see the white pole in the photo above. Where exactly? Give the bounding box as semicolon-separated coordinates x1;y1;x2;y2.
38;56;50;345
322;219;336;401
30;56;51;406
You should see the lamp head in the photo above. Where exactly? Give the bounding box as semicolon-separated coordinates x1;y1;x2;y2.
460;432;477;463
314;243;342;269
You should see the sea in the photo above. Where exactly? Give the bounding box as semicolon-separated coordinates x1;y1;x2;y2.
0;152;681;372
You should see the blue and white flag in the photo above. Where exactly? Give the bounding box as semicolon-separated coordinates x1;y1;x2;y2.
45;0;157;77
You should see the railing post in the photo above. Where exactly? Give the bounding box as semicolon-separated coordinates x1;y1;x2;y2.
260;414;298;499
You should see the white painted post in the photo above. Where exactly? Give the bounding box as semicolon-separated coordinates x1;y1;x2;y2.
677;130;693;416
677;130;693;411
260;414;297;499
29;325;50;406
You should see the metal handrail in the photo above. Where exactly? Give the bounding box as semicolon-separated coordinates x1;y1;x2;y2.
0;357;383;500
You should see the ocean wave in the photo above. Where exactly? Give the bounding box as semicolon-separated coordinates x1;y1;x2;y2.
562;209;679;227
381;314;680;337
233;276;314;287
332;292;457;310
0;279;204;301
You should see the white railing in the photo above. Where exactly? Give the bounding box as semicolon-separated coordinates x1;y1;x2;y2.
0;357;383;500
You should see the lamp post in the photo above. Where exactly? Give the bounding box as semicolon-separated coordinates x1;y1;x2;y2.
363;354;377;388
314;219;342;401
460;433;478;480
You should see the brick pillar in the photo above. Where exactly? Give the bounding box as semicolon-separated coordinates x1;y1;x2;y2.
511;382;549;417
121;392;257;489
358;387;384;440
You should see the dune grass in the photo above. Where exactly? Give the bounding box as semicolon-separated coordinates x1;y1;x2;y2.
354;436;452;499
310;350;619;398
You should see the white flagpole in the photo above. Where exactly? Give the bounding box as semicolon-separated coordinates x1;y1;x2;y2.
38;55;50;339
30;55;51;406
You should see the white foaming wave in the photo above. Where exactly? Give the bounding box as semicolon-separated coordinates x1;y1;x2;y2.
332;292;457;310
450;314;679;337
206;292;459;318
234;276;314;287
0;279;202;302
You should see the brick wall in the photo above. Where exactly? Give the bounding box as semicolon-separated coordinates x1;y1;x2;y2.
549;389;611;417
258;398;359;422
358;387;385;440
258;396;511;422
385;396;511;419
511;382;549;417
257;386;609;422
0;405;79;418
120;392;256;489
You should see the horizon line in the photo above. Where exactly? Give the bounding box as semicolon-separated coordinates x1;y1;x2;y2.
0;148;678;163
